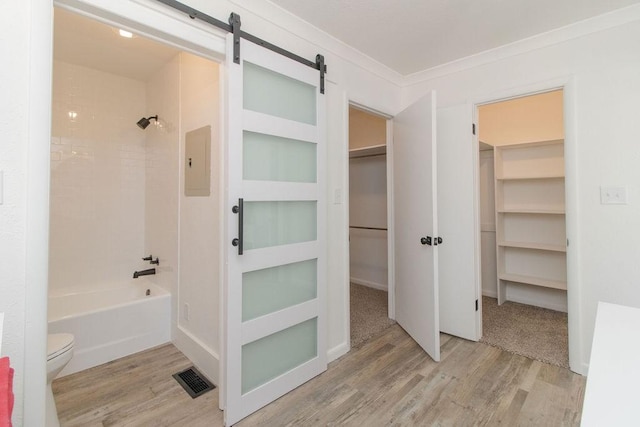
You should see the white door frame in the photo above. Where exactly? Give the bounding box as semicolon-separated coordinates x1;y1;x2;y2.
472;76;582;374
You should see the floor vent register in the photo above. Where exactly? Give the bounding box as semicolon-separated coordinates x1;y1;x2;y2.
173;366;216;398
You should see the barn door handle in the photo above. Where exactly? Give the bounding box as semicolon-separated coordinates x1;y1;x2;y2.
232;198;243;255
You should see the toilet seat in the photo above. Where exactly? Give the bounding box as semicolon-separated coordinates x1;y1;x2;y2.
47;333;74;361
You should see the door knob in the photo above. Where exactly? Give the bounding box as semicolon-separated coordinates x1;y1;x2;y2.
421;236;432;246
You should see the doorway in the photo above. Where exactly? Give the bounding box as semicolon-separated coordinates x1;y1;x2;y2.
477;90;570;368
48;2;225;417
348;105;394;348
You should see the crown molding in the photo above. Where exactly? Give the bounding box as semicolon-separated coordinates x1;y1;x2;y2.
231;0;405;86
402;3;640;86
234;1;640;89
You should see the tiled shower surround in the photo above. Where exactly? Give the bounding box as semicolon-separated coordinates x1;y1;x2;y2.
49;60;148;291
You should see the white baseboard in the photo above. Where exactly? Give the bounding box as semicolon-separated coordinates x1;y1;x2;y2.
482;290;498;298
507;295;567;313
174;325;219;385
482;290;567;313
350;277;387;291
327;341;349;363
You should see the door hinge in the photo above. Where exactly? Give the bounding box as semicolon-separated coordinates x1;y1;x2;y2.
472;123;476;135
475;299;478;311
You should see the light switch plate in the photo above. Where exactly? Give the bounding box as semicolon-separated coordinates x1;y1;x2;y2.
333;188;342;204
600;186;627;204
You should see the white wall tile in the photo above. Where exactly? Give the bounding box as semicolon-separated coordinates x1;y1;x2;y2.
49;61;147;290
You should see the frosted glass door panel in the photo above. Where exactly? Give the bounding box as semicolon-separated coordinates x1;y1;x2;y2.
243;62;316;125
243;259;317;321
242;317;318;394
243;131;316;183
244;201;317;250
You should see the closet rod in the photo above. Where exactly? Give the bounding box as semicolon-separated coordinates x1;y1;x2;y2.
350;153;387;159
349;226;387;231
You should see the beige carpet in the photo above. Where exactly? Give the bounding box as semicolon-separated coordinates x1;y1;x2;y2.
481;296;569;369
350;283;395;348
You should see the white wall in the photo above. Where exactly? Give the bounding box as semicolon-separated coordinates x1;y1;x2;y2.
0;3;31;424
349;108;387;149
479;90;564;146
49;61;147;291
175;53;221;383
349;156;388;290
402;16;640;373
1;1;51;425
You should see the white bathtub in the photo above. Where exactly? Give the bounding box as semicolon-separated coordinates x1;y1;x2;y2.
48;278;171;377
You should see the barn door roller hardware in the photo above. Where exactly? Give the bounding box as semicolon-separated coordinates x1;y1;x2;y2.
155;0;327;93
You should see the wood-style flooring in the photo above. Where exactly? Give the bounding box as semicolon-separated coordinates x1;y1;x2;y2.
53;324;585;426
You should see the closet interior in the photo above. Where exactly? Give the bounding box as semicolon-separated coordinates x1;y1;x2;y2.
348;106;393;348
478;90;569;367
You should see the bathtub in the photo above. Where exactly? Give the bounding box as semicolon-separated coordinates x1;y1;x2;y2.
48;278;171;377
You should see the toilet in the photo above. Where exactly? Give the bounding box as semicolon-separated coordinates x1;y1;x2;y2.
46;333;74;427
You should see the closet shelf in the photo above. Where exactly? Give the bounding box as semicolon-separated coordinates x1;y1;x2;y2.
497;208;565;215
496;175;564;181
498;241;566;252
494;139;567;305
349;144;386;158
499;273;567;291
350;225;387;231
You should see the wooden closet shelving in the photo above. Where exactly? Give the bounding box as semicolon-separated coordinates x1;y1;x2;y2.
494;139;567;304
349;144;386;158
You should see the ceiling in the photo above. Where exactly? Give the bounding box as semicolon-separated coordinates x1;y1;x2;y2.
54;8;180;81
54;1;640;80
269;0;640;75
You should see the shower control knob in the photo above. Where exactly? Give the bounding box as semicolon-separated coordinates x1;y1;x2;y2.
232;238;240;247
232;205;240;214
421;236;432;246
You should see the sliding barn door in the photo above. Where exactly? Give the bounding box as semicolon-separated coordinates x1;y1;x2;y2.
225;36;327;426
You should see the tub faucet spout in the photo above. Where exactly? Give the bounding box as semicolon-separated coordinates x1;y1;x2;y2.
133;268;156;279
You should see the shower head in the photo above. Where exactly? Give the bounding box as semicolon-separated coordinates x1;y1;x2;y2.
137;115;158;130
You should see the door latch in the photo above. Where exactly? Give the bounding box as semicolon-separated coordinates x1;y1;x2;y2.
420;236;443;246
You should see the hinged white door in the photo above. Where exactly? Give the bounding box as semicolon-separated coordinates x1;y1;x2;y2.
437;104;480;341
392;91;440;361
